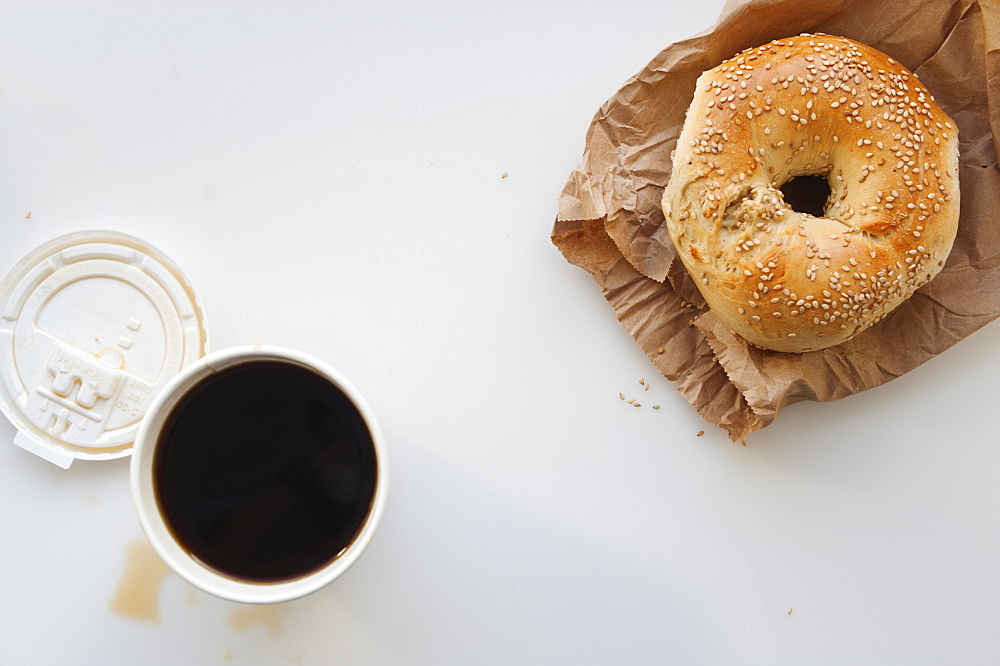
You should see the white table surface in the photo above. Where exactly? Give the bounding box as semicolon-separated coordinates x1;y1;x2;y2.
3;1;999;664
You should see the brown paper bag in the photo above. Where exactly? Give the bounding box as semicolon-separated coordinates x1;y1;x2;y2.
552;0;1000;442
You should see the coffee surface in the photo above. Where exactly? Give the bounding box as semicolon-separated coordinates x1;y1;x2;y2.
154;361;377;582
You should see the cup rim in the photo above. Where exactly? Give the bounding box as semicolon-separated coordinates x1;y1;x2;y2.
130;345;388;604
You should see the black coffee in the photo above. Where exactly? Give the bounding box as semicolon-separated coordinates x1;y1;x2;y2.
153;360;378;583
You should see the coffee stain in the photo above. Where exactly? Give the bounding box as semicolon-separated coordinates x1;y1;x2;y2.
223;650;234;661
228;603;290;639
185;585;201;607
109;537;171;625
86;493;99;504
292;653;306;663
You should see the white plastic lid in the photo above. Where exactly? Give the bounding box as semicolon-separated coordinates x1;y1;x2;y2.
0;231;209;468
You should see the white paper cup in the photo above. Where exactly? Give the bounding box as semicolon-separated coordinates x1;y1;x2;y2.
130;345;387;604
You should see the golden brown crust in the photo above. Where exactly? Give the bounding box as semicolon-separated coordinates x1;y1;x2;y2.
662;34;960;352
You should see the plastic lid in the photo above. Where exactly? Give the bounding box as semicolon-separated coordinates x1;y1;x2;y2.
0;231;209;468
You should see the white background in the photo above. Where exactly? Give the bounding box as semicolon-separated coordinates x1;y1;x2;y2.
2;1;999;663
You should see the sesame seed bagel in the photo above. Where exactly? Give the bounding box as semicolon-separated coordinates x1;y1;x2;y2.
662;34;960;353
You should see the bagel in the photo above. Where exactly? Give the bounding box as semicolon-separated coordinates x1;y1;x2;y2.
662;34;960;353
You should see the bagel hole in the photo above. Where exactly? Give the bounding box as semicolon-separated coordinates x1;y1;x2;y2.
779;175;831;217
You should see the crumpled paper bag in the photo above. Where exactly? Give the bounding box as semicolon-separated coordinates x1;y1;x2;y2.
552;0;1000;442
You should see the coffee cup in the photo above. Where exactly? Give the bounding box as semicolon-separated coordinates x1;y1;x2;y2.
130;345;387;604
